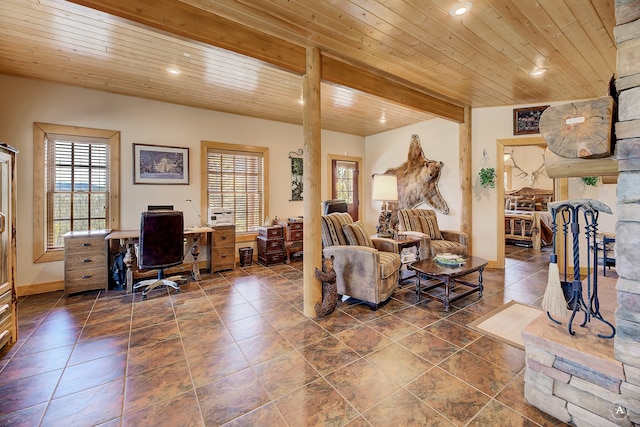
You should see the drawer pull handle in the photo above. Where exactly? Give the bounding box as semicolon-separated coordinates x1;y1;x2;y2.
82;274;92;279
0;330;8;341
81;243;92;247
221;236;227;240
221;254;227;258
0;304;8;315
82;259;92;263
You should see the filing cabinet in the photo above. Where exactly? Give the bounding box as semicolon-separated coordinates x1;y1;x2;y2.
211;224;236;272
63;230;110;296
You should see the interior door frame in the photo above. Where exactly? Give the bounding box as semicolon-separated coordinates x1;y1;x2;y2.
327;154;362;221
496;137;568;268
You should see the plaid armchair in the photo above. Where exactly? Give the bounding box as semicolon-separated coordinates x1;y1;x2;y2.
320;213;401;310
397;209;468;258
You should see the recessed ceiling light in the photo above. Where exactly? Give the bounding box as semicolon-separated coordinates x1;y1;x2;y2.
450;1;473;17
529;67;548;77
167;67;182;76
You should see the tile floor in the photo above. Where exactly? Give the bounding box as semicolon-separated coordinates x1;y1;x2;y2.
0;245;598;426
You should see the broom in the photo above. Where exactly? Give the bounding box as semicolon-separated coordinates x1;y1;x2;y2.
542;210;567;319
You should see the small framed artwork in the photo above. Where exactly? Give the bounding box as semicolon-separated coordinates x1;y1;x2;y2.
513;105;549;135
290;156;303;201
133;143;189;185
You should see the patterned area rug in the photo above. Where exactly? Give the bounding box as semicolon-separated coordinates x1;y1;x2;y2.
468;300;543;350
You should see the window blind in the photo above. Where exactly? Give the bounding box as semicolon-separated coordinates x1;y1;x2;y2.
46;137;109;248
206;149;264;233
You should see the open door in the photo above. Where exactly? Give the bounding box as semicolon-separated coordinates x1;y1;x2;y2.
497;137;568;268
328;155;361;221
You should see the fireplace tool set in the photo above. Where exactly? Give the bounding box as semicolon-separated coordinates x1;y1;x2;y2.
543;199;616;339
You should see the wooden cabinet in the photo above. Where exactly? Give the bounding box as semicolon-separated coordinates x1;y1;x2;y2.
211;224;235;272
280;220;303;263
257;225;285;266
64;230;110;296
0;144;17;350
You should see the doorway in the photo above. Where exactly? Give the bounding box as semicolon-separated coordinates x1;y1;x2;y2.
328;155;361;221
496;137;568;268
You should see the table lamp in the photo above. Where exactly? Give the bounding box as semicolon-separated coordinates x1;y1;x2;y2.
372;174;398;238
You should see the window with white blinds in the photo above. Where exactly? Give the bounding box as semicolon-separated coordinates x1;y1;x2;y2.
46;136;109;248
205;145;266;233
33;122;120;263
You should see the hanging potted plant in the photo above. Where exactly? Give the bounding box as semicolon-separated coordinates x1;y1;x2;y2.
478;148;496;189
479;167;496;189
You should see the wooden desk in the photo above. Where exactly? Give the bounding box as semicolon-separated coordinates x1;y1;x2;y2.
106;226;213;293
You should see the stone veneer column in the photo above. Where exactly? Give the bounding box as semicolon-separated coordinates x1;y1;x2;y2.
615;0;640;424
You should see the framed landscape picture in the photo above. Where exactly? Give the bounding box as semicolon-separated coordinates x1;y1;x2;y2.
133;143;189;184
513;105;549;135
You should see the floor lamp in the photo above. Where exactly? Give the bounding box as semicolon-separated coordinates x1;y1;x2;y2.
372;174;398;238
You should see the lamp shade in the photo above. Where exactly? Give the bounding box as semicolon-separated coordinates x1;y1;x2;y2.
372;174;398;201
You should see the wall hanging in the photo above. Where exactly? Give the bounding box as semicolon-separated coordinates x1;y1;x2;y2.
382;134;449;227
289;148;303;201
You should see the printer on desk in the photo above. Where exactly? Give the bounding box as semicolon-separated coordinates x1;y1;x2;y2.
208;208;234;226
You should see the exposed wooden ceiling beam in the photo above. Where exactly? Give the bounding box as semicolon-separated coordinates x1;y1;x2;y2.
67;0;464;123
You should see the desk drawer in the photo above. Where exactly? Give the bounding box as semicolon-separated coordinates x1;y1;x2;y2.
212;246;235;264
289;222;303;231
258;252;285;266
65;237;106;254
257;237;284;254
65;252;107;271
258;226;283;238
289;230;303;241
212;227;235;246
65;267;108;295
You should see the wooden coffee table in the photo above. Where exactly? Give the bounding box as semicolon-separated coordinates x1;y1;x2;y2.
409;256;487;312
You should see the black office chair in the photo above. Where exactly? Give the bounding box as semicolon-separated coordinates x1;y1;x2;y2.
323;199;348;214
134;210;185;299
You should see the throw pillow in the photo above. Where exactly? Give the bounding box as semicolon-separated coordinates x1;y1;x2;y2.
342;221;374;247
418;215;443;240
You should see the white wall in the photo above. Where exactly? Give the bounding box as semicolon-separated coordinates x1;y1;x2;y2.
364;120;461;233
0;75;365;289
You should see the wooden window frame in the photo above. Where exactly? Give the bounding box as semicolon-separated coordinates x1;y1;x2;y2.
33;123;120;263
200;141;268;235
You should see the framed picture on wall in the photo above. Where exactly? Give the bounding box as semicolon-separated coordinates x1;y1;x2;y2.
513;105;549;135
133;143;189;184
290;156;303;201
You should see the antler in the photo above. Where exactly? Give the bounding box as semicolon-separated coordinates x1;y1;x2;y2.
509;156;529;180
510;153;546;186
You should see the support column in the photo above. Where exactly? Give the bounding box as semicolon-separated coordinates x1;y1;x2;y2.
459;106;472;253
303;46;322;318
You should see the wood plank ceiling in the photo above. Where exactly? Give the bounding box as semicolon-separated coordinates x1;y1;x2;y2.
0;0;615;137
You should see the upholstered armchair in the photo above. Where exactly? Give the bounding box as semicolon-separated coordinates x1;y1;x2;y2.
320;213;401;310
396;209;468;258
